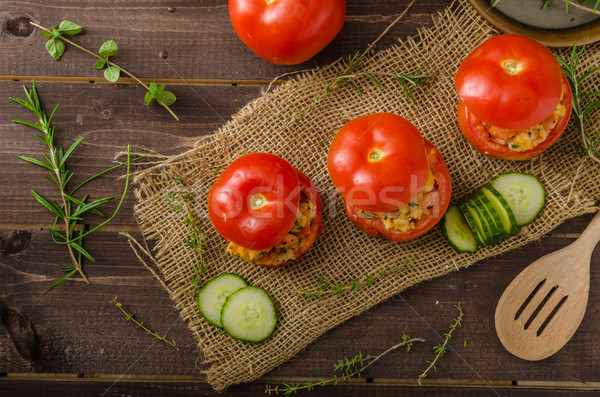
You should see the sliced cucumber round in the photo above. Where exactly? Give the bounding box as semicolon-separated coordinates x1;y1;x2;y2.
471;193;508;244
492;173;546;227
197;273;248;328
480;185;518;235
441;205;478;253
458;201;486;247
221;286;277;343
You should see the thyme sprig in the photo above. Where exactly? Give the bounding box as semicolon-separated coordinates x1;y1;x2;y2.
163;175;208;254
29;20;178;120
417;303;464;385
265;333;425;396
10;83;136;294
557;45;600;163
300;255;418;299
325;51;431;102
109;296;178;350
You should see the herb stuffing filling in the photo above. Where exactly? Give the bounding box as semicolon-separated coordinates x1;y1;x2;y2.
355;172;438;233
483;92;566;152
226;198;317;266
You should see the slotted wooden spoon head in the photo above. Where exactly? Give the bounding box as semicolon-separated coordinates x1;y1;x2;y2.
495;211;600;361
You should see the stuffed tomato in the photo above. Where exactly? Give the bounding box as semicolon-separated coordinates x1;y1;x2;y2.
208;152;323;268
455;34;572;161
327;113;452;242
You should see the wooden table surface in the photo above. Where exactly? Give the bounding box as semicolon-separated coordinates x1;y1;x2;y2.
1;1;599;396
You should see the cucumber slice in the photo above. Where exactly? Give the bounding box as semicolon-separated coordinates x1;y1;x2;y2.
480;185;518;235
221;286;277;343
466;195;502;244
441;205;478;253
492;173;546;226
462;199;493;245
197;273;248;328
458;201;486;247
471;193;509;243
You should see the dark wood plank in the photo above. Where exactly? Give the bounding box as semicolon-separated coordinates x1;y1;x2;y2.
1;378;599;397
1;230;598;384
0;81;263;225
0;0;452;80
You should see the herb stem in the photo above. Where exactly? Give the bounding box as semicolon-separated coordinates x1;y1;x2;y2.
265;335;425;395
109;296;178;350
417;304;464;385
29;21;179;121
57;167;90;284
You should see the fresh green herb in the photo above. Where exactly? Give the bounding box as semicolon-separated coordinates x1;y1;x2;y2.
109;296;178;350
164;176;208;254
417;304;464;385
494;0;600;14
557;44;600;163
301;255;419;299
392;64;432;104
10;83;137;294
265;332;425;395
30;20;178;120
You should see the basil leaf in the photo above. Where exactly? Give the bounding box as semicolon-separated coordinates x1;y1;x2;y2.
46;39;66;61
148;82;159;98
41;30;52;39
144;90;152;106
157;90;177;106
58;20;82;36
98;40;118;57
103;66;120;82
94;58;106;70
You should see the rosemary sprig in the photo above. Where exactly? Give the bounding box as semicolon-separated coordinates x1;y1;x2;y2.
417;303;464;385
265;332;425;395
556;44;600;163
29;20;178;121
300;255;418;299
109;296;178;350
10;83;136;293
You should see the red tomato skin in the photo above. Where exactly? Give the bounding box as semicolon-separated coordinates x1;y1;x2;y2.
457;72;572;161
260;169;324;268
208;152;300;250
228;0;346;65
328;113;430;213
455;34;563;130
345;140;452;242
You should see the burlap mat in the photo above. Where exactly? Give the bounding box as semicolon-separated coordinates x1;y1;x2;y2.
131;0;600;391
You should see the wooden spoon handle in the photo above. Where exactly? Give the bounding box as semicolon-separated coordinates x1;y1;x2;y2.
576;210;600;256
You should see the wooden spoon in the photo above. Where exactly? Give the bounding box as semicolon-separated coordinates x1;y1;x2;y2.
495;210;600;361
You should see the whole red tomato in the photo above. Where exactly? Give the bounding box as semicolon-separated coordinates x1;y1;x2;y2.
208;152;300;250
327;113;452;242
228;0;346;65
455;34;572;160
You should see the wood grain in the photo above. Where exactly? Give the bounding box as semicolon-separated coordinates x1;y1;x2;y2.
1;0;599;394
0;0;449;81
1;231;598;383
1;377;600;397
